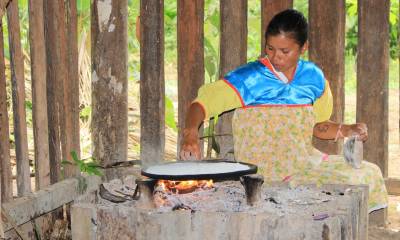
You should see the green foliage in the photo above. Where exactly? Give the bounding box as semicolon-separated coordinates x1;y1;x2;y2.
62;151;103;176
247;1;261;60
345;0;399;59
165;96;177;131
204;1;220;82
80;105;91;121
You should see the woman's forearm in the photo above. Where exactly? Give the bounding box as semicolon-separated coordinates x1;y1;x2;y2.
313;120;368;141
313;121;344;140
184;102;205;132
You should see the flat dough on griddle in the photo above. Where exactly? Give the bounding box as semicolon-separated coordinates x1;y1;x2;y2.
144;162;251;176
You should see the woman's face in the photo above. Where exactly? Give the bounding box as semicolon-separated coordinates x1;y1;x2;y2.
265;33;307;78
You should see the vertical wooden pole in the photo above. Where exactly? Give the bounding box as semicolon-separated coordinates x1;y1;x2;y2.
140;0;165;167
309;0;346;155
7;0;31;195
357;0;390;177
28;0;50;189
0;19;12;202
58;0;78;178
44;0;66;182
177;0;204;156
260;0;293;55
66;0;81;171
216;0;247;159
92;0;128;178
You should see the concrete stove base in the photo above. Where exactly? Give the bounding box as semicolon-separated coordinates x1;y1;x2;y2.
71;182;368;240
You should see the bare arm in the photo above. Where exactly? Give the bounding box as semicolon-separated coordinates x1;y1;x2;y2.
179;102;205;160
313;120;368;141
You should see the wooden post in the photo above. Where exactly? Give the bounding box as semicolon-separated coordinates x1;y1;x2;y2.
66;0;81;170
0;19;12;202
28;0;50;189
140;0;165;167
260;0;293;55
177;0;204;156
7;0;31;196
0;1;10;19
44;0;62;183
357;0;390;177
57;0;78;178
92;0;128;179
309;0;346;155
216;0;247;159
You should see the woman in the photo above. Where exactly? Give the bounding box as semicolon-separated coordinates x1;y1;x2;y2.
179;9;387;212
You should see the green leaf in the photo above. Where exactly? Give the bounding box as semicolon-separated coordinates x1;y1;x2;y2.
165;96;177;131
77;0;90;13
70;151;79;162
80;106;91;121
89;168;104;176
211;135;220;154
165;9;177;20
61;160;72;165
25;100;32;110
205;55;216;80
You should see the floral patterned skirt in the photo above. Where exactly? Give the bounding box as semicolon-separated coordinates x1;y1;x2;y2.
232;107;388;212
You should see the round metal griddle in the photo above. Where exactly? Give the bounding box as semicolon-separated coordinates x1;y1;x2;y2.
141;159;257;181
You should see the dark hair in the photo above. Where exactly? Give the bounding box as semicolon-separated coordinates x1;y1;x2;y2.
264;9;308;47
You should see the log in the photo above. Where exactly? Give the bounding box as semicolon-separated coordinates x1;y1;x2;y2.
7;0;31;195
216;0;247;160
91;0;128;179
357;0;390;177
140;0;165;167
309;0;346;155
2;175;101;233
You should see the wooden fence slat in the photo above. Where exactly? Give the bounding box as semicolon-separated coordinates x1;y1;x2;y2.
216;0;247;159
0;0;10;19
57;0;78;178
28;0;50;189
66;0;81;162
177;0;204;157
92;0;128;178
140;0;165;167
357;0;390;177
0;19;12;202
7;0;31;196
260;0;293;55
44;0;63;183
309;0;346;155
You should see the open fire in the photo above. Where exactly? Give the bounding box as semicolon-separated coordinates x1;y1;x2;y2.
157;180;214;194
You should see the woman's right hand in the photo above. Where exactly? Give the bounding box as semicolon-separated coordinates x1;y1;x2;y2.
179;129;201;160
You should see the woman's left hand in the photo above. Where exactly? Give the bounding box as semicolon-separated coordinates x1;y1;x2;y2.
344;123;368;141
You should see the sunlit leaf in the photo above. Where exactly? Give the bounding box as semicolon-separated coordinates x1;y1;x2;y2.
165;96;177;131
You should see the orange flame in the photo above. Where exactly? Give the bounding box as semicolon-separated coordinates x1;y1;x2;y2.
157;180;213;194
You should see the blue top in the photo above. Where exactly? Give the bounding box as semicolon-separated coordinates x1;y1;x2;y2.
224;59;325;106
